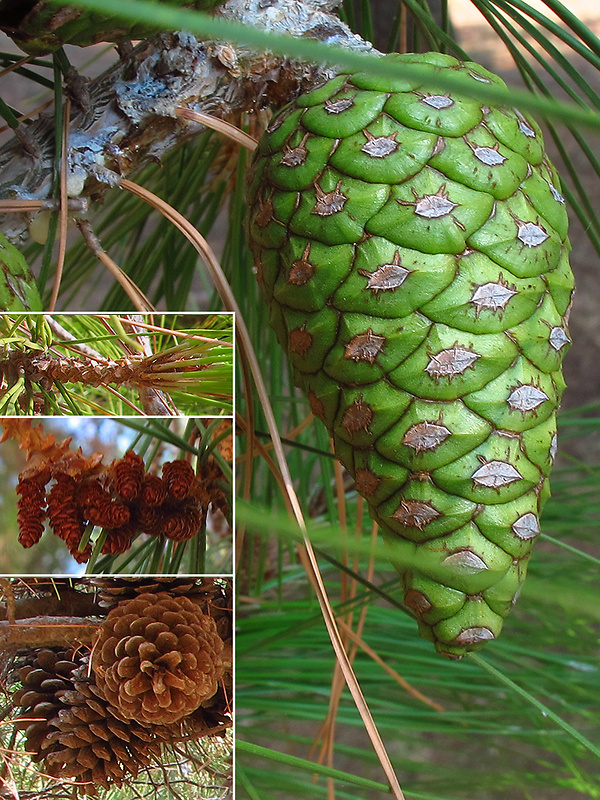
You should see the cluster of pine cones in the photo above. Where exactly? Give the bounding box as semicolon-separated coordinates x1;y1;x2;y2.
16;451;228;562
9;579;232;796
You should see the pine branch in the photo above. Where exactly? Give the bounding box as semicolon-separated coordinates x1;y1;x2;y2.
0;589;102;621
0;617;101;653
0;0;373;239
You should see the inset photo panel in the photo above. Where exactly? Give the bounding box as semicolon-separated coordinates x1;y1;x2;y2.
0;575;232;798
0;313;234;417
0;417;233;575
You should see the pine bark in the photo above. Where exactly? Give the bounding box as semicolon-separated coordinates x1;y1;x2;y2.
0;0;373;240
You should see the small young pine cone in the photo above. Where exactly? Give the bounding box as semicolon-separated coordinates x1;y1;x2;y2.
162;460;195;500
140;474;167;507
17;391;49;414
16;476;47;548
101;521;135;555
162;500;204;542
45;357;137;388
47;475;90;563
112;451;145;501
137;504;165;537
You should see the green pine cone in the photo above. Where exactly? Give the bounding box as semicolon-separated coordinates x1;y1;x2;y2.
0;0;225;54
246;52;573;659
0;234;43;311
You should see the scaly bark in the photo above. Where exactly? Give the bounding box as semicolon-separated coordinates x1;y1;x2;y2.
0;0;373;241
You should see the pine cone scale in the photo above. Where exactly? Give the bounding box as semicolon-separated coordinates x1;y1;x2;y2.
87;722;111;740
76;747;100;769
155;631;179;651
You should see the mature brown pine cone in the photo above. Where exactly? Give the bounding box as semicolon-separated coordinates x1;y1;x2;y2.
11;648;170;796
89;577;214;609
12;648;78;762
43;663;169;794
89;579;233;742
92;591;225;726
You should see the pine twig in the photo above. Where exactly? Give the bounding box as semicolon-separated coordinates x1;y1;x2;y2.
0;0;372;240
0;617;100;654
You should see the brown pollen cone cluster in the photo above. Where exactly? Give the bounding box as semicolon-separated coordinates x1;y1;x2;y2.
48;474;93;562
15;450;228;562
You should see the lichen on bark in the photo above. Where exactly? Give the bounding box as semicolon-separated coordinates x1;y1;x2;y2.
0;0;373;241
